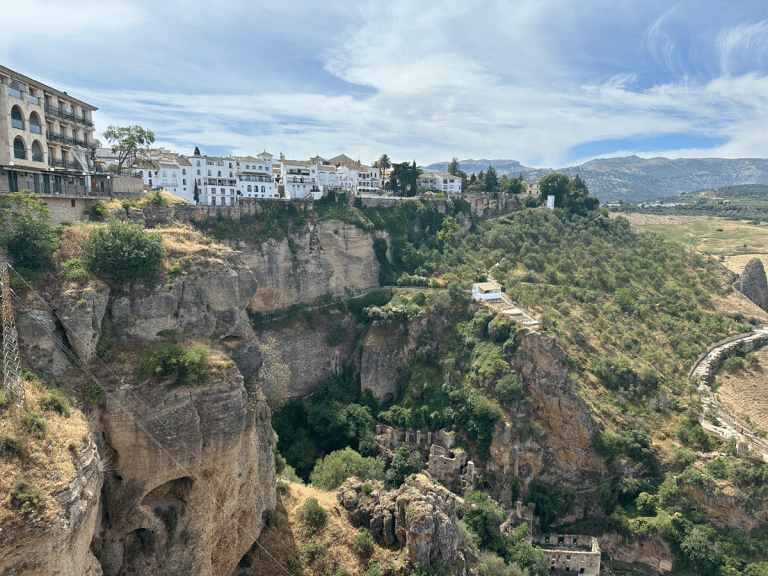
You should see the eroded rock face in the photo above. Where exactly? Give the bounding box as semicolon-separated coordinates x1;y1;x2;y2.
599;533;674;574
685;484;768;531
738;258;768;312
0;443;103;576
360;322;409;402
337;475;462;568
244;220;380;312
17;305;71;376
234;311;358;398
98;368;276;576
111;264;257;342
487;331;605;504
55;285;110;364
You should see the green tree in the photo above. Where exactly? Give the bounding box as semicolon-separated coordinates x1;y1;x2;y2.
506;177;526;195
194;146;201;156
103;125;156;175
448;157;460;176
485;166;499;192
193;181;200;204
385;445;423;487
309;447;385;490
377;153;392;173
538;172;570;207
82;218;166;282
0;191;59;270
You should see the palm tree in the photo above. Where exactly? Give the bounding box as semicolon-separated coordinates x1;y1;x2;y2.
377;153;391;173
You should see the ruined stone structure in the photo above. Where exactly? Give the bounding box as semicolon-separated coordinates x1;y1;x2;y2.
374;424;476;491
531;534;601;575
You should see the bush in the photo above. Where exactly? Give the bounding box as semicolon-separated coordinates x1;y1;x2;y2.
82;382;104;405
352;527;374;557
0;192;60;270
61;258;91;280
0;434;25;459
385;445;423;488
300;498;327;533
23;412;47;439
301;538;325;564
0;392;12;414
723;356;744;372
137;342;210;388
144;190;171;207
309;447;385;490
364;563;382;576
82;219;166;282
10;479;44;513
89;200;109;220
39;391;72;416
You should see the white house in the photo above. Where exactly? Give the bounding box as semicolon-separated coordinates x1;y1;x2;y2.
191;155;238;206
279;156;319;199
237;152;276;199
472;282;502;302
419;172;462;194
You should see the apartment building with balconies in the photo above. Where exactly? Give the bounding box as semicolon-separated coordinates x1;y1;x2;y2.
236;152;276;199
278;154;319;199
0;65;97;196
190;155;239;205
418;171;462;195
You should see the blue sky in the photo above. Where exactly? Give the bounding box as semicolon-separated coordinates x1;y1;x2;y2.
2;0;768;167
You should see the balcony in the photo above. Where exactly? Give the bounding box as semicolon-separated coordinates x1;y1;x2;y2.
14;149;26;160
11;118;23;130
30;124;41;134
43;104;92;127
27;94;39;105
8;85;22;99
32;152;44;162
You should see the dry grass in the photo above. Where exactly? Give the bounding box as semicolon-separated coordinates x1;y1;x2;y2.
53;223;92;267
238;480;401;576
716;346;768;435
0;379;89;526
139;189;189;207
159;226;231;270
614;213;710;226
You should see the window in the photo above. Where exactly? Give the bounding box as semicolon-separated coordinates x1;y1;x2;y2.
573;538;578;545
183;179;186;185
197;169;200;175
182;169;186;174
229;163;232;168
207;171;211;176
247;185;252;192
261;186;265;193
218;171;221;177
11;107;23;130
246;164;250;169
163;171;167;177
558;537;564;545
197;160;200;166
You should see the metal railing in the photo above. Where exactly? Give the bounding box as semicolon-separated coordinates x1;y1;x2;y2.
31;153;44;162
13;149;26;160
43;104;94;128
8;87;21;99
27;94;39;105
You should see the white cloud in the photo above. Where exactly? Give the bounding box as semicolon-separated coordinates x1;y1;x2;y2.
717;19;768;76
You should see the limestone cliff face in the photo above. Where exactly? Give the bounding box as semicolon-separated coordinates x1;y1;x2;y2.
0;443;103;576
487;331;605;504
243;220;380;312
737;258;768;312
97;368;275;576
599;533;674;574
360;321;409;402
685;485;768;531
111;262;257;342
233;311;359;398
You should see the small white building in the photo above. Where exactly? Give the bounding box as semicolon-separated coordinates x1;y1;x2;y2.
472;282;502;302
191;155;238;206
419;172;462;194
279;156;319;199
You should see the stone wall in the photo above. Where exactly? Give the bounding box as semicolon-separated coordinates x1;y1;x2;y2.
531;534;601;576
42;196;101;225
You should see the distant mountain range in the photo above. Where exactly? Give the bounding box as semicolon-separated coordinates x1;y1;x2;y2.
421;156;768;203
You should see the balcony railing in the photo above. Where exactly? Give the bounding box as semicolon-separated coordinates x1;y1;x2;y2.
30;124;41;134
43;104;93;128
32;152;44;162
13;149;26;160
27;94;39;105
8;87;22;99
11;119;23;130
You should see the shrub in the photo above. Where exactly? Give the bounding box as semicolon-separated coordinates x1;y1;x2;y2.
352;527;374;557
122;199;141;209
0;434;25;459
137;342;210;388
301;538;325;563
309;447;385;490
10;479;44;513
385;445;423;488
82;219;166;282
300;498;327;533
364;563;382;576
61;258;91;280
39;391;71;416
723;356;744;372
0;392;12;414
23;412;47;439
0;192;60;270
144;190;171;207
82;382;104;405
89;200;109;220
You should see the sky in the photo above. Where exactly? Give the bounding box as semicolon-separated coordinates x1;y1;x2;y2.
2;0;768;168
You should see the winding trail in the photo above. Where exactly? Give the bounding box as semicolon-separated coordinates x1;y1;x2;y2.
688;327;768;460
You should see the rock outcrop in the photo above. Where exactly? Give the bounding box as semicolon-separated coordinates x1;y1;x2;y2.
96;367;276;576
599;533;674;574
337;475;466;570
243;220;380;312
685;484;768;531
737;258;768;312
487;331;605;504
110;262;257;342
0;443;103;576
